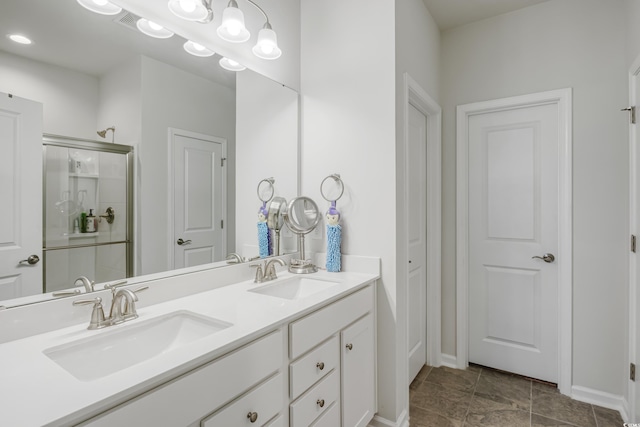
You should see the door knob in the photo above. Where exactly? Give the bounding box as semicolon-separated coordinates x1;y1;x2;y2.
532;253;555;263
19;255;40;265
176;238;192;246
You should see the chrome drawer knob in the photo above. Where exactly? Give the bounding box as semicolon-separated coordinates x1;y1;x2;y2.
247;412;258;423
316;362;325;370
346;343;353;350
317;399;325;408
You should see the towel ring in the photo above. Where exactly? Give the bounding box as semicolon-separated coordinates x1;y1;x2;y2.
320;173;344;202
257;177;275;203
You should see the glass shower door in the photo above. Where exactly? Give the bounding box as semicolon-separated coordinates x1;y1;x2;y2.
42;136;132;293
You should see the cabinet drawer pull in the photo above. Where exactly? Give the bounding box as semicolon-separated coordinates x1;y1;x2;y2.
345;343;353;350
316;362;325;370
316;399;325;408
247;412;258;423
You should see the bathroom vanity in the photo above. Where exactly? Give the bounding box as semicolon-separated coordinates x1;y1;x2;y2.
0;255;379;427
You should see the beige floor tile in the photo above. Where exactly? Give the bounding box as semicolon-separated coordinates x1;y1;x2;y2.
531;413;581;426
410;405;463;427
425;366;481;393
532;388;597;427
464;394;530;427
411;381;474;421
592;405;624;427
474;369;532;411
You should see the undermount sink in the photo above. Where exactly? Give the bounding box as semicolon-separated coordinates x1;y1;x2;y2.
44;311;232;381
249;277;339;300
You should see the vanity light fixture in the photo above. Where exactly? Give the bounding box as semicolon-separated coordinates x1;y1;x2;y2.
76;0;122;15
217;0;250;43
252;22;281;60
219;57;246;71
168;0;213;23
136;18;174;39
8;34;32;45
183;40;215;57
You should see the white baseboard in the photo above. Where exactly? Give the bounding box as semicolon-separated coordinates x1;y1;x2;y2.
571;385;628;422
369;410;409;427
441;353;457;368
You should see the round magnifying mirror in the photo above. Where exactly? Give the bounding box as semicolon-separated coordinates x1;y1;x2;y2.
284;196;320;273
267;196;287;255
285;197;320;234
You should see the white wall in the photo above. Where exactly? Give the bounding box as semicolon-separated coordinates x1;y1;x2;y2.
440;0;628;396
139;56;236;275
0;51;98;139
235;70;298;259
300;0;398;422
625;0;640;69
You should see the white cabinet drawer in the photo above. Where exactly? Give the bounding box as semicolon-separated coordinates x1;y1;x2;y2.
310;401;340;427
264;414;285;427
81;330;283;427
290;370;339;427
289;335;338;400
289;285;374;359
201;373;283;427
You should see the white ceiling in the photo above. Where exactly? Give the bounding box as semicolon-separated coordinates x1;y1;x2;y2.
0;0;235;88
422;0;551;30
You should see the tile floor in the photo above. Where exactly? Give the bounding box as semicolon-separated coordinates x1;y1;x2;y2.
409;365;625;427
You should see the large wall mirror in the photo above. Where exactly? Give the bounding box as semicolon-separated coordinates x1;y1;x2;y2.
0;0;299;307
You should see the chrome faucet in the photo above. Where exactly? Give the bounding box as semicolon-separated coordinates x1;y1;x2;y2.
264;258;286;281
225;253;245;264
73;284;148;330
109;288;138;324
74;276;95;292
250;258;286;283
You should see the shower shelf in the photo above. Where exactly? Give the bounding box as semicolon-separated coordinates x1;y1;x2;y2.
69;173;99;179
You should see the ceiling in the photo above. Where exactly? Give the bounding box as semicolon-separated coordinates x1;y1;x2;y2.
0;0;235;88
422;0;551;30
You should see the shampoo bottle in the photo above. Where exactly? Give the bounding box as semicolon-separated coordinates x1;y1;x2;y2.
86;209;96;233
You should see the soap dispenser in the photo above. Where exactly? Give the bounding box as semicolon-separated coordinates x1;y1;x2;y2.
86;209;97;233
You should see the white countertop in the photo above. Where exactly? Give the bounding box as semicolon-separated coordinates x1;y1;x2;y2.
0;267;378;427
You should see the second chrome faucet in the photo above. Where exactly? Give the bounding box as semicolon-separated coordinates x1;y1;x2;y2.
250;258;286;283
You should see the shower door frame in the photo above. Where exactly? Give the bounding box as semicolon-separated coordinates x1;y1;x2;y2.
42;134;134;292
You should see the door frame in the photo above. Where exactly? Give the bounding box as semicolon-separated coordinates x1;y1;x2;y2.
627;53;640;422
168;127;227;269
456;88;573;395
402;73;442;369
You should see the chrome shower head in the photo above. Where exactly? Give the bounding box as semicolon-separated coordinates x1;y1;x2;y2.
97;126;116;142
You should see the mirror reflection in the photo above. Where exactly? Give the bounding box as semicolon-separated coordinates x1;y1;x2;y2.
0;0;299;307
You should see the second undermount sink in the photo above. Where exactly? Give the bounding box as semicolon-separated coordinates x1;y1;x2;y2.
44;310;232;381
249;276;339;300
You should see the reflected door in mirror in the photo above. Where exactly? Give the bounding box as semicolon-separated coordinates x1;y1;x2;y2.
172;129;226;269
0;94;43;299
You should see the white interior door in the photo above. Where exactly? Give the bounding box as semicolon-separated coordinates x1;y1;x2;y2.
171;129;226;269
467;100;560;383
0;93;43;299
407;103;427;382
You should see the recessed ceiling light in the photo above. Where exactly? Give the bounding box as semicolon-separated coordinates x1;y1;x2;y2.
76;0;122;16
219;57;246;71
136;18;174;39
8;34;32;45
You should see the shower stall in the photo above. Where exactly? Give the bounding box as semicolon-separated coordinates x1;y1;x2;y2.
42;135;133;293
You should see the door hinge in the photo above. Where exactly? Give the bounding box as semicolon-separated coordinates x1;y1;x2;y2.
221;219;224;229
622;106;636;124
631;363;636;381
632;235;637;253
221;157;227;167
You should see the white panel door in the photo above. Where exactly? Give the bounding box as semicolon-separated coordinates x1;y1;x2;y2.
407;103;427;382
0;93;43;299
468;102;559;382
172;131;225;269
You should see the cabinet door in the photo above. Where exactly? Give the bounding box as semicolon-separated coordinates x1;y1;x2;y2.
341;313;375;427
